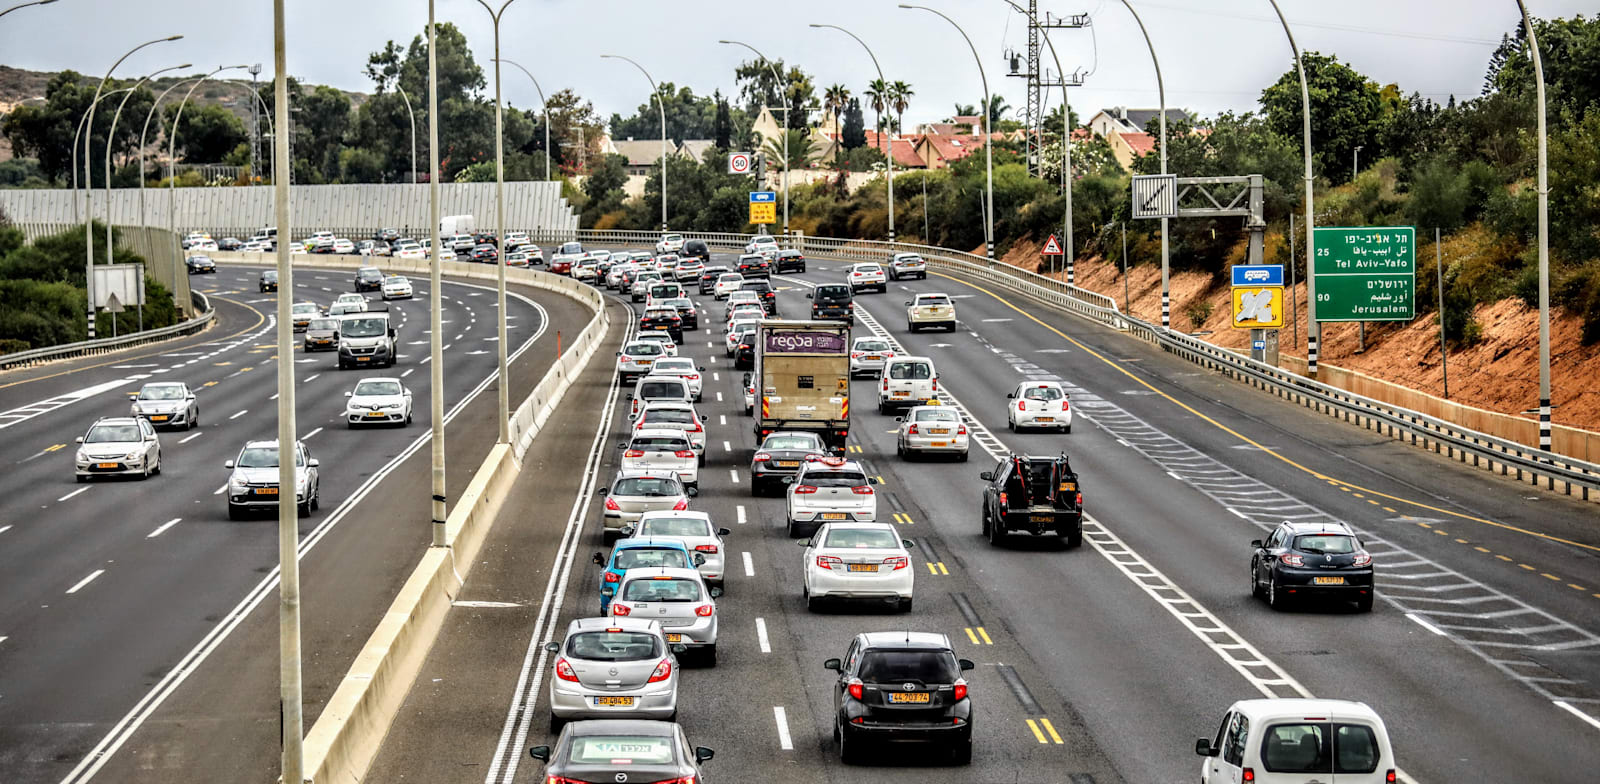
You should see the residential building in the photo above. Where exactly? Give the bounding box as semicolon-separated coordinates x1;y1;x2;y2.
1105;131;1157;170
1087;106;1189;137
914;132;1005;170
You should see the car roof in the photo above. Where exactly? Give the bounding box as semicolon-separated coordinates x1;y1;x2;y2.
852;336;889;344
859;631;952;650
618;566;703;583
637;510;711;523
885;355;933;363
354;376;402;384
614;468;683;482
914;292;950;299
141;381;186;389
763;431;822;441
820;521;898;534
613;537;692;552
565;718;678;737
1226;698;1382;723
91;416;141;427
632;427;690;439
635;374;687;385
799;458;865;474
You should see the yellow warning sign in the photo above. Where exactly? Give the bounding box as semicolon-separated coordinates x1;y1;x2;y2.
1231;287;1285;329
749;202;776;225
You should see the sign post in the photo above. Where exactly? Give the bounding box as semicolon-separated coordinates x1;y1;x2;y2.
1231;264;1284;365
1311;227;1416;322
749;191;777;226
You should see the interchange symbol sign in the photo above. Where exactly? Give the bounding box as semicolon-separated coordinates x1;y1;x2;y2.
1230;265;1284;329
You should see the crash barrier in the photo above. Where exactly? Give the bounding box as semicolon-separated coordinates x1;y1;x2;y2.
208;252;608;783
0;288;213;371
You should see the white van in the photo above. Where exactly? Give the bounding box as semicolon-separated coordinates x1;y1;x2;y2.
877;356;938;414
1196;699;1396;784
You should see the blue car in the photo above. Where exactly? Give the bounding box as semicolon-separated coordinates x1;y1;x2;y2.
591;537;700;614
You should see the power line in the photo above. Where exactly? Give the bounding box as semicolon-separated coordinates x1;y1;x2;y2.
1129;1;1503;46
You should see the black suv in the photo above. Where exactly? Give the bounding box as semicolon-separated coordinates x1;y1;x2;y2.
979;453;1083;547
775;248;806;274
353;266;385;292
739;279;779;316
809;283;854;324
682;238;711;262
638;306;684;343
1251;520;1375;612
737;254;771;278
824;631;975;765
698;265;730;295
258;270;278;292
665;297;698;330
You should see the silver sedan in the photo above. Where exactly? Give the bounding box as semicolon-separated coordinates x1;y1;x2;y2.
896;404;970;460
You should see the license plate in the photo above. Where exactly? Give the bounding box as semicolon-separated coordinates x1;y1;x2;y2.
594;696;635;707
652;325;668;330
365;412;385;417
636;360;653;365
150;415;169;421
256;488;279;495
665;633;683;643
931;441;948;447
892;391;909;398
865;355;881;361
96;462;120;469
1313;576;1346;585
928;428;949;434
888;692;930;704
821;513;848;520
776;460;799;468
1029;515;1053;523
1060;482;1077;492
848;564;878;572
357;357;370;362
1036;417;1054;422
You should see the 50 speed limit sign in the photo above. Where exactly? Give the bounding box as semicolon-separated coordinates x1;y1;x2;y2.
728;152;753;174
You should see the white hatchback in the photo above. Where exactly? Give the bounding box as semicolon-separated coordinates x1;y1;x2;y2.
343;377;412;427
647;357;706;400
1008;380;1072;433
713;273;744;300
633;400;707;462
848;263;887;293
802;522;915;612
627;511;731;587
621;428;699;488
633;332;679;357
616;340;670;380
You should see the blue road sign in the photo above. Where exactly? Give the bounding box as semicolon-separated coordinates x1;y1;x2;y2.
750;191;777;203
1231;264;1284;287
1252;340;1266;351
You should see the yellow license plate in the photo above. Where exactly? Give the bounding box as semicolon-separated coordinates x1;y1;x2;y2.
665;633;683;643
888;692;930;704
931;441;948;447
1036;417;1054;422
865;355;881;360
1313;576;1345;585
928;428;949;434
776;460;799;468
1060;482;1076;492
1029;515;1053;523
636;360;653;365
255;488;279;495
357;357;370;362
652;325;668;330
365;412;385;417
892;391;909;398
594;696;635;707
821;513;848;520
96;462;120;469
848;564;878;572
150;415;169;421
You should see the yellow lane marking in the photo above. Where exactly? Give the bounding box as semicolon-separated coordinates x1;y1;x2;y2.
875;475;885;485
963;628;980;645
1434;530;1449;536
1382;506;1397;513
931;271;1600;554
1455;538;1469;544
975;626;993;645
1542;573;1561;581
1519;563;1536;571
214;362;232;366
203;381;218;388
239;367;253;373
925;562;939;576
1570;584;1586;591
1496;555;1513;561
1038;718;1064;744
934;562;949;575
1417;522;1432;528
893;513;913;525
1475;547;1491;553
44;443;65;453
1367;499;1380;505
254;344;275;349
1352;492;1365;498
1025;719;1049;744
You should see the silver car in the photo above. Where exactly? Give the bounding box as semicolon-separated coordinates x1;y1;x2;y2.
784;457;880;538
848;337;896;378
601;470;695;537
129;381;199;430
610;567;722;665
74;416;162;481
303;316;340;352
896;404;970;460
224;439;320;520
543;617;684;728
343;377;413;427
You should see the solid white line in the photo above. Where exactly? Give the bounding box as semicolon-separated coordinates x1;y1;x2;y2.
1406;613;1449;637
147;518;181;538
303;427;323;439
742;551;755;577
228;410;248;420
773;706;794;750
65;569;105;594
755;617;771;653
1554;700;1600;733
728;469;740;484
736;505;747;525
180;432;203;444
722;440;732;452
57;487;89;502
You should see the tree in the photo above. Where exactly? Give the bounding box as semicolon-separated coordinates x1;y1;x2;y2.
983;95;1011;127
1;70;156;185
581;152;629;227
951;103;978;117
823;84;851;166
1260;51;1383;185
889;81;914;137
713;91;733;150
610;83;717;143
164;104;247;163
1485;15;1600;125
841;98;866;150
761;129;818;170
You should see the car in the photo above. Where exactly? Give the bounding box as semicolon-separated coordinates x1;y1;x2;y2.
502;230;529;248
258;270;278;292
327;300;365;317
673;258;704;283
503;250;530;267
638;307;684;344
394;245;425;260
218;237;243;251
849;337;896;378
609;567;722;664
907;292;957;332
750;431;829;496
1250;521;1375;612
809;282;854;323
784;456;879;537
288;241;308;255
823;632;975;764
979;453;1083;546
335;311;397;369
724;290;762;319
724;322;758;360
521;244;545;264
724;303;765;328
1007;380;1072;433
550;241;584;274
739;279;779;315
306;231;335;249
848;263;888;293
353;266;385;292
473;231;498;246
652;254;680;273
366;240;393;257
381;275;414;300
645;357;706;401
896;403;969;460
343;377;412;427
633;399;707;463
662;297;699;331
446;233;476;253
185;255;216;273
745;234;779;257
129;381;198;430
736;253;771;278
181;231;210;249
713;272;744;300
606;262;636;290
330;238;356;255
527;719;716;782
189;237;218;252
645;281;686;307
697;265;730;295
374;227;401;243
632;332;678;357
620;428;699;489
629;271;664;302
626;512;729;588
224;439;320;519
655;233;686;254
617;341;670;380
291;301;320;332
600;470;694;536
1195;699;1396;784
240;240;269;253
775;248;806;273
573;259;601;283
542;619;685;730
878;356;938;413
74;417;162;481
741;371;757;416
802;522;916;612
592;537;699;615
887;251;928;280
303;316;340;351
470;243;499;263
333;292;368;311
732;334;756;370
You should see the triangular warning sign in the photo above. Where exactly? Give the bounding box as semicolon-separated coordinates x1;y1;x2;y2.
1040;234;1063;255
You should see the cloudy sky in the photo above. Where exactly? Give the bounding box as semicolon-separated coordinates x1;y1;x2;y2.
2;0;1591;130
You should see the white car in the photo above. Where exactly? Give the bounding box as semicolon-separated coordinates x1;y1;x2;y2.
648;357;706;400
741;372;756;416
504;250;530;267
848;263;888;293
503;230;529;248
395;245;426;260
74;416;162;481
381;275;414;300
630;375;693;418
334;292;368;309
655;233;686;254
622;428;700;489
190;238;218;252
129;381;199;430
607;263;636;289
633;400;707;462
289;242;308;255
802;522;915;612
673;259;704;282
343;377;412;427
713;272;744;300
241;240;268;253
617;340;670;380
1007;380;1072;433
906;292;957;332
887;252;928;281
626;511;730;587
849;337;896;378
551;241;585;271
630;271;664;302
447;233;477;253
308;231;335;248
878;356;938;413
224;439;320;519
1197;699;1397;784
574;259;602;283
725;304;764;328
330;238;356;254
784;457;879;537
745;235;779;258
725;321;758;357
633;332;679;357
896;403;969;460
723;291;761;319
609;567;721;665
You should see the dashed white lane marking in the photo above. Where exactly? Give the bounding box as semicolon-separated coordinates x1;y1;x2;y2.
713;372;720;381
179;432;203;444
719;415;727;426
742;551;754;577
773;706;793;750
0;525;12;534
716;391;723;402
728;469;740;485
706;341;715;348
736;505;747;525
401;368;414;377
755;617;771;653
722;440;732;452
147;518;181;538
304;374;321;382
303;427;323;439
1407;613;1448;637
58;487;89;502
66;569;105;594
229;410;248;420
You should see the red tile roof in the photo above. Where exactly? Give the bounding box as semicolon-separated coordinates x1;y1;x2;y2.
919;132;1002;165
1119;131;1156;157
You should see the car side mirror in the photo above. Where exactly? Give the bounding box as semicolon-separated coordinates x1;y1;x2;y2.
796;539;810;547
894;416;904;422
615;351;622;356
717;527;731;536
76;436;86;444
959;658;976;671
805;293;813;299
686;486;700;497
708;586;723;599
591;552;604;565
868;477;880;485
1195;739;1218;757
127;391;139;398
1250;540;1263;549
904;301;912;306
902;539;915;548
698;366;706;372
616;442;627;449
781;476;794;484
344;391;352;397
528;745;551;761
596;488;609;496
823;658;841;671
1005;392;1015;399
979;471;994;481
671;643;688;655
223;459;236;468
694;747;715;763
619;525;636;537
308;458;320;467
543;641;560;653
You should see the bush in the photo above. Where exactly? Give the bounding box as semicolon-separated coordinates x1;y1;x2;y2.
1185;300;1214;329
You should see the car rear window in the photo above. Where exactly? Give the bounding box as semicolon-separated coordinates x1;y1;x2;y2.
1261;722;1380;774
823;529;900;549
613;547;690;570
888;362;932;380
631;436;690;451
639;381;687;398
858;650;958;684
803;471;867;488
638;516;711;537
621;577;701;602
566;631;659;661
855;340;890;352
1294;535;1359;554
568;735;675;765
916;296;951;306
719;274;743;283
1022;386;1064;401
762;435;820;451
625;343;663;356
912;409;958;422
653;360;694;372
642;409;695;425
613;477;682;497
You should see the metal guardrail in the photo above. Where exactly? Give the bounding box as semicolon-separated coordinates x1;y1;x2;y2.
0;289;215;371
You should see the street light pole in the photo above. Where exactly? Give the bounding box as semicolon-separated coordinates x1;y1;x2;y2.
719;40;790;236
1265;0;1318;374
0;0;58;20
138;77;196;229
1353;144;1363;179
493;58;552;180
168;66;249;241
394;85;417;184
1116;0;1168;326
809;23;894;244
105;64;189;271
473;0;518;446
72;87;132;224
901;4;993;258
428;0;447;545
1515;0;1551;450
601;54;667;232
82;34;182;340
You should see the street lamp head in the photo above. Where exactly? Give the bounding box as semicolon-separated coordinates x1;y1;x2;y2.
164;34;183;41
717;39;732;44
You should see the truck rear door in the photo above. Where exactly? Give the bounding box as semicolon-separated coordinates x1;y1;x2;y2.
759;328;849;424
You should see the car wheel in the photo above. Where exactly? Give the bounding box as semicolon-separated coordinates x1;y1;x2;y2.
1065;529;1084;548
75;474;87;483
702;644;717;667
878;401;889;415
1250;561;1264;599
1267;576;1286;610
347;420;358;429
228;504;244;521
907;322;916;333
949;737;973;765
1357;592;1375;613
839;723;865;765
987;514;1005;546
297;500;311;518
151;456;161;476
785;518;801;538
959;449;969;463
807;594;823;613
898;597;913;613
311;489;319;512
697;452;706;467
1008;418;1016;432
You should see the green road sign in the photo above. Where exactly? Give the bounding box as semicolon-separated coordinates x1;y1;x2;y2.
1312;226;1416;322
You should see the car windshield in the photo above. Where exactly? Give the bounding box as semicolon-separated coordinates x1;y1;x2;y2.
803;471;867;489
912;409;959;422
613;477;682;497
560;242;582;253
639;516;711;537
341;317;387;338
631;436;690;451
568;735;675;766
1295;534;1359;554
1022;386;1064;401
308;319;339;331
613;547;691;570
823;529;900;549
642;409;695;425
621;577;700;602
639;381;686;398
855;340;890;352
763;435;821;451
86;424;140;442
858;649;959;684
566;631;660;662
354;380;402;396
625;343;664;356
358;269;382;280
236;446;304;468
139;385;184;400
262;271;278;281
386;276;407;285
889;363;932;380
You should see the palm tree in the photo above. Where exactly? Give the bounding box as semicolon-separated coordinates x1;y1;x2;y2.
889;81;914;139
823;83;850;167
761;128;818;171
865;78;889;165
984;95;1011;130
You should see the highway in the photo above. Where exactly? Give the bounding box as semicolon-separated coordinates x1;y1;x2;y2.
361;247;1600;783
0;263;594;784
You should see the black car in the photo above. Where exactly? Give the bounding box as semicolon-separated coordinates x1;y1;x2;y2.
185;255;215;274
529;720;714;783
739;279;779;316
750;431;828;495
353;266;385;292
373;227;400;243
473;231;498;246
775;248;806;273
664;297;698;330
809;283;854;324
824;632;974;765
698;265;731;296
733;334;756;370
471;244;499;262
639;307;684;343
1251;521;1375;611
218;237;243;251
258;270;278;292
737;254;771;278
682;237;711;262
979;453;1083;547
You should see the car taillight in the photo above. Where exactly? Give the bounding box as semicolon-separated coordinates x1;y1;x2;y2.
932;378;938;392
605;497;621;511
674;450;696;458
689;423;703;433
1075;492;1083;506
1280;553;1304;567
852;485;874;495
817;555;842;569
694;603;715;617
883;556;907;570
695;544;718;554
672;498;689;511
957;424;968;435
907;424;919;435
851;352;862;358
603;571;619;583
953;680;968;700
619;355;632;363
1241;769;1255;782
794;485;819;494
753;452;772;462
1385;771;1396;783
686;374;698;380
648;659;673;683
1018;400;1027;411
999;492;1008;506
882;379;888;392
848;679;863;700
1352;552;1372;567
624;449;645;458
554;658;579;682
610;603;631;616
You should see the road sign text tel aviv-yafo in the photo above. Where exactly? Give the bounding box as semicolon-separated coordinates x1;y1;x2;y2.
1312;226;1416;322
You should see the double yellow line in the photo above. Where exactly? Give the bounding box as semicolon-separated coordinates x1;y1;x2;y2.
1025;717;1065;744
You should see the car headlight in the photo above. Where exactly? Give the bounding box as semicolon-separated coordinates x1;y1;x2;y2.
76;450;89;462
125;451;143;461
229;475;248;491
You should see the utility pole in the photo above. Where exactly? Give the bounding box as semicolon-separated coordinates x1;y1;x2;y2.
428;0;447;547
1437;227;1448;400
1003;4;1087;178
249;63;262;183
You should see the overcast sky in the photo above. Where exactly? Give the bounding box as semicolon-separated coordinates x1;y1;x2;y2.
2;0;1592;131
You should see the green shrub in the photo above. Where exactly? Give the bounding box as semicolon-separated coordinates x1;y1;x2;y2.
1185;300;1214;329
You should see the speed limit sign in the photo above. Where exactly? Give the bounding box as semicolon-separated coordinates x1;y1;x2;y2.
728;152;753;174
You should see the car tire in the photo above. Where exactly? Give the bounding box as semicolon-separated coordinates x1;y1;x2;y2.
228;504;244;521
898;597;913;613
75;474;87;483
297;500;311;518
785;519;801;538
959;449;969;462
907;322;916;333
1250;562;1264;599
702;644;717;667
950;738;973;765
839;723;865;765
347;420;358;429
1357;592;1374;613
807;594;823;613
697;453;706;467
1065;530;1083;548
1267;576;1287;610
1065;424;1072;434
878;401;889;415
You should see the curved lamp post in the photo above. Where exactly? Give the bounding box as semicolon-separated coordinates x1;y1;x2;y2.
138;77;199;228
167;65;250;241
601;54;667;232
1113;0;1170;327
1513;0;1551;450
719;40;790;236
104;63;189;267
394;84;417;184
809;23;895;243
0;0;58;19
71;87;132;223
1263;0;1315;364
493;58;552;181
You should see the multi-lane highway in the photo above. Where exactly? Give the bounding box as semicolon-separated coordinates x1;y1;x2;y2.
359;247;1600;783
0;263;595;783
